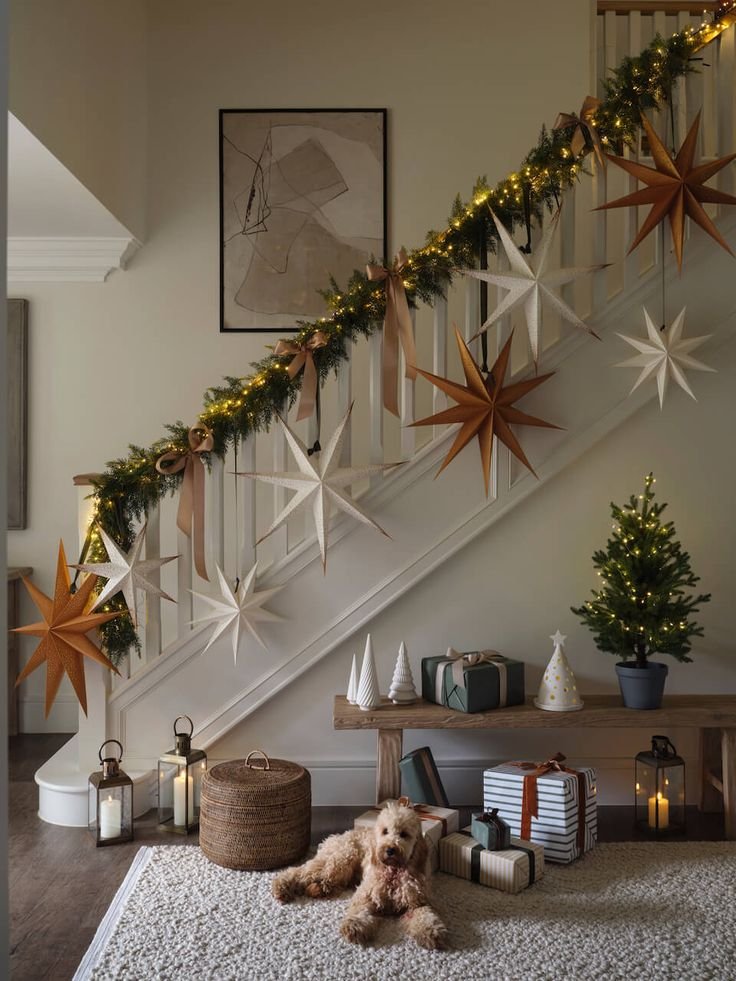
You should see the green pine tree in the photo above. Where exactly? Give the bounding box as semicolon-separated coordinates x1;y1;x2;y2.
571;473;710;666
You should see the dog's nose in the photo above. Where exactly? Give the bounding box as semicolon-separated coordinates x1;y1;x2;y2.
386;847;396;856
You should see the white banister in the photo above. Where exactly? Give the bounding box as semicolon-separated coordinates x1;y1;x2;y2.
337;357;352;466
237;435;256;577
177;528;193;634
400;309;416;459
209;455;225;571
369;329;384;470
432;288;448;439
144;501;162;663
272;399;289;559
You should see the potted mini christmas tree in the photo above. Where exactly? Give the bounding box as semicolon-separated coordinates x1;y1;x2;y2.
571;473;710;709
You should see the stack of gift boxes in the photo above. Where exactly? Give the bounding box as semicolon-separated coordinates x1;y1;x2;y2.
355;646;598;894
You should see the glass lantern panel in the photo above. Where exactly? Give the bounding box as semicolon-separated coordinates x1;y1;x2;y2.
192;758;207;817
635;761;656;829
90;784;133;843
158;759;179;828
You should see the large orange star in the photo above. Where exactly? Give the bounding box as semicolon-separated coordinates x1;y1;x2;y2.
596;112;736;271
411;327;561;495
14;542;119;717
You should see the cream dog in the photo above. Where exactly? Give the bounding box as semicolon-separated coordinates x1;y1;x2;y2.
272;799;447;949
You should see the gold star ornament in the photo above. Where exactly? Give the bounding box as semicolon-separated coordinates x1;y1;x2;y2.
13;542;119;717
596;111;736;271
411;327;561;495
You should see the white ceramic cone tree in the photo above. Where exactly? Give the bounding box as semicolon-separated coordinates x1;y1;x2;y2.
388;642;418;704
356;633;380;711
347;653;359;704
534;630;583;712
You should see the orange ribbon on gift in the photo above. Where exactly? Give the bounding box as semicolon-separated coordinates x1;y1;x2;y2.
509;752;587;852
274;330;329;421
553;96;606;170
366;249;417;417
155;424;214;581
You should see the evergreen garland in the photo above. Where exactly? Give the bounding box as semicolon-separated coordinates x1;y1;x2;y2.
84;13;730;664
571;474;711;665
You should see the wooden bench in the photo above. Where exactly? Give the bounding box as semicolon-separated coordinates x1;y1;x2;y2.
333;694;736;838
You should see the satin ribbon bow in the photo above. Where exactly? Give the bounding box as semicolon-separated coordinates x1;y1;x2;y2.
440;648;507;707
274;331;329;421
553;95;605;169
155;424;214;581
509;752;587;851
366;248;417;417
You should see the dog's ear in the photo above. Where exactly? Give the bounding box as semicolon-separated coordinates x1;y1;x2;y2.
408;830;428;876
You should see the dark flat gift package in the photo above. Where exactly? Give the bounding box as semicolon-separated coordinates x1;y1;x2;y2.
399;746;450;808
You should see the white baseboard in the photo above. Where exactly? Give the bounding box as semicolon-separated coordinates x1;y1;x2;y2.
19;697;78;734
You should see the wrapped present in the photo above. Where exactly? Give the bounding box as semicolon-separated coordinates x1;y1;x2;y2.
354;798;458;872
421;648;525;713
399;746;450;808
483;753;597;864
439;828;543;893
470;808;511;851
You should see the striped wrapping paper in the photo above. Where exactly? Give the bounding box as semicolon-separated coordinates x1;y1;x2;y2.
439;829;544;894
354;800;459;872
483;763;597;864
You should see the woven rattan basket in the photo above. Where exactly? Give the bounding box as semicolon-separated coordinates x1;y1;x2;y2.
200;751;311;870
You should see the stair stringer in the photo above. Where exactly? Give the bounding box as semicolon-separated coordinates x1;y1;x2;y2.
108;219;736;768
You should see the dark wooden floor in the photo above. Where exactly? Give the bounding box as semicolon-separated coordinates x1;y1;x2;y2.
9;734;727;980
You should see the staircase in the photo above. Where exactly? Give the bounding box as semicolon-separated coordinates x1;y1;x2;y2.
36;7;736;825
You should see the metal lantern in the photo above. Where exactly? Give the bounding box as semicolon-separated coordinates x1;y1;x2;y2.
158;715;207;834
635;735;686;835
89;739;134;846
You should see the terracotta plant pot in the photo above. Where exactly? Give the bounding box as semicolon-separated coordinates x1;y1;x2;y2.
615;661;668;710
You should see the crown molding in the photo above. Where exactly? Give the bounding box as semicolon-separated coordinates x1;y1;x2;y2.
7;236;140;283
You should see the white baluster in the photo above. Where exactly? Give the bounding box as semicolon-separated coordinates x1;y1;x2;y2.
177;528;193;636
716;27;735;197
144;501;162;662
208;455;225;572
591;149;608;312
432;288;448;439
272;399;289;559
237;435;256;577
560;189;576;315
464;276;479;359
337;356;352;467
623;9;642;291
369;330;384;472
400;309;416;459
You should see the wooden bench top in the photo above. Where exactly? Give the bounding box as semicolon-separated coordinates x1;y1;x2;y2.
334;695;736;730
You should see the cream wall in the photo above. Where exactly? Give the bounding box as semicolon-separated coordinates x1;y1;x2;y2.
7;0;592;731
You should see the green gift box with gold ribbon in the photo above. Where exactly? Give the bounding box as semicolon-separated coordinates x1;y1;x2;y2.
421;648;525;713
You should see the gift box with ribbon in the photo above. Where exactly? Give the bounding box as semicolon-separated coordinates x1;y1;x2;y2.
399;746;450;808
483;753;597;864
421;648;525;713
353;798;459;872
470;808;511;851
439;828;544;894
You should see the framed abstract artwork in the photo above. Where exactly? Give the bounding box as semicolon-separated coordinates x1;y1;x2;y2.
219;108;387;332
7;298;28;529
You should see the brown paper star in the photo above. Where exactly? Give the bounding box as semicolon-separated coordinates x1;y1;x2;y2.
411;327;561;495
13;541;119;717
596;112;736;271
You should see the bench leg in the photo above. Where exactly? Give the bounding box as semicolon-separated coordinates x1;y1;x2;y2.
722;728;736;840
699;728;723;812
376;729;403;804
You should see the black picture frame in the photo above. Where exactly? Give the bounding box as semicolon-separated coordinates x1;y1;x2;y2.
219;107;387;333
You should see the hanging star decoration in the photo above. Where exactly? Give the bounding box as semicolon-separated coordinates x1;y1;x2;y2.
411;326;561;495
465;207;606;364
616;306;715;407
191;563;283;663
596;111;736;271
236;403;398;571
72;521;178;626
13;541;119;717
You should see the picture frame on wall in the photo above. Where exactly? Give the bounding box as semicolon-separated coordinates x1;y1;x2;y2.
219;108;387;333
7;298;28;530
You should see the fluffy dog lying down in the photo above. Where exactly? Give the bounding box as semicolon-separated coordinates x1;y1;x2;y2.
272;799;447;949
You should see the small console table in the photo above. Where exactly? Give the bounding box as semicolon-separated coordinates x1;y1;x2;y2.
333;694;736;839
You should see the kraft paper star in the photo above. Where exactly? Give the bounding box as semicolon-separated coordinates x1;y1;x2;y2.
191;563;283;663
411;326;561;495
236;403;397;571
465;206;605;364
13;542;119;717
72;521;178;626
596;112;736;271
616;306;715;407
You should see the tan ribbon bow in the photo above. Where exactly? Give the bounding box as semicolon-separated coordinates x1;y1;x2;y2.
274;331;328;421
439;648;507;707
366;248;417;417
155;424;214;581
509;752;587;851
553;96;605;170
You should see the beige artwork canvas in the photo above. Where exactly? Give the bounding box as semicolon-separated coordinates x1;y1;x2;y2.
220;109;386;332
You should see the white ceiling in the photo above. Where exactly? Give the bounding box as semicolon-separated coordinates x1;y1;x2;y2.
7;113;131;238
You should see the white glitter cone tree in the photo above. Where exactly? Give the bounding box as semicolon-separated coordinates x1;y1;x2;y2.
347;653;359;704
388;642;417;704
534;630;583;712
356;634;380;711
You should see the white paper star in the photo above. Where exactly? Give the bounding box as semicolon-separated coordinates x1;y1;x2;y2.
550;629;567;648
237;403;397;571
465;207;606;363
72;522;178;626
616;307;715;408
191;563;283;663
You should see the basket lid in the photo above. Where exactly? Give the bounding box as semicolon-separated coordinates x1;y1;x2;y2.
207;751;306;789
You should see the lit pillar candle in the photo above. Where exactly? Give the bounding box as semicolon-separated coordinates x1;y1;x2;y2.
100;795;122;839
648;791;669;829
174;770;194;826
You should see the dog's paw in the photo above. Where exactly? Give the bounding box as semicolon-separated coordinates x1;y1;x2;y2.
305;876;333;899
415;923;448;951
404;907;448;950
271;874;298;904
340;917;370;946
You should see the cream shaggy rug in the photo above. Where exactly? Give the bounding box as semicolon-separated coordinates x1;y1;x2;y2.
74;842;736;980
